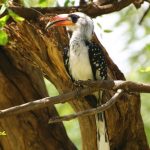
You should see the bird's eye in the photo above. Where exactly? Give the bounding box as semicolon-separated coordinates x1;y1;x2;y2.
69;14;80;23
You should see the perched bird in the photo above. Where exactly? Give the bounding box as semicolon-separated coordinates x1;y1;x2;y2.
46;12;110;150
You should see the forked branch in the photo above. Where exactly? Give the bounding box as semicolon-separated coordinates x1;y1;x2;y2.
48;89;124;123
0;80;150;119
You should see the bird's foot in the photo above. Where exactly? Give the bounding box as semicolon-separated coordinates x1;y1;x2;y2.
71;80;81;91
74;79;92;87
72;80;93;100
75;86;83;100
72;80;83;100
73;80;83;87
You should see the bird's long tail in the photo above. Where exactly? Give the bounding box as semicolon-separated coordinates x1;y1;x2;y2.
94;91;110;150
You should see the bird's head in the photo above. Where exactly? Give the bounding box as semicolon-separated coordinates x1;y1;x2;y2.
46;12;94;40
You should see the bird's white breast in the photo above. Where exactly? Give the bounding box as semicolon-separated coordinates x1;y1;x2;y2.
69;41;94;81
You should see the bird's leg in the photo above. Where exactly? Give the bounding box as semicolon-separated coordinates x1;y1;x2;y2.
73;80;83;87
73;80;93;100
72;80;84;100
75;79;93;87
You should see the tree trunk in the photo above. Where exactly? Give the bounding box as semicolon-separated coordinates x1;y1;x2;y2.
0;45;76;150
0;9;148;150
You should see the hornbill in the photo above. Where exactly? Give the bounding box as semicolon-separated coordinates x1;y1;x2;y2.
46;12;110;150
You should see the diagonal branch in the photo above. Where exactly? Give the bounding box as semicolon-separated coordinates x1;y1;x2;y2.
0;80;150;119
0;86;97;118
48;89;124;123
139;5;150;24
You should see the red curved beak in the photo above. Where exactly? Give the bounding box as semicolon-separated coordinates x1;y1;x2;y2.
45;14;73;30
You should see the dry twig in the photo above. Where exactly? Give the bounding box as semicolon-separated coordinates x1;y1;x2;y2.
139;5;150;24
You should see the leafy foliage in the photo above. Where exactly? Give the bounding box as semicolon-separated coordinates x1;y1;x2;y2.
22;0;55;7
0;15;9;28
8;9;24;22
0;4;6;15
103;29;112;33
64;0;75;6
0;1;25;45
0;30;8;45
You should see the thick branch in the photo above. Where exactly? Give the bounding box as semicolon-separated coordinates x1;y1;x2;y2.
79;80;150;93
48;89;124;123
0;80;150;118
5;0;134;19
0;86;97;118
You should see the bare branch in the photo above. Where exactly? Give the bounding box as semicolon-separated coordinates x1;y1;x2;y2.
139;5;150;24
48;89;124;123
0;80;150;119
79;80;150;93
0;86;97;118
4;0;134;20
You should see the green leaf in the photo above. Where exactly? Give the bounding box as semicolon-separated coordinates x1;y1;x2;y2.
71;0;75;5
0;30;8;45
97;22;102;29
103;29;112;33
39;0;47;7
0;4;7;15
0;15;9;28
2;0;7;3
8;9;24;22
64;0;70;6
144;44;150;51
39;0;46;3
139;67;150;73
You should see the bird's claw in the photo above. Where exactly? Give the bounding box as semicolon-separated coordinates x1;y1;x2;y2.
71;80;83;100
72;80;92;100
74;80;83;87
75;87;82;100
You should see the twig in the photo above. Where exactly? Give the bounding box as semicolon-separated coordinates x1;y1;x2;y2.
0;80;150;118
48;89;124;123
139;5;150;24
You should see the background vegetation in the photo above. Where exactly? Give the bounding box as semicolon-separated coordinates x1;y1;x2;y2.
0;0;150;149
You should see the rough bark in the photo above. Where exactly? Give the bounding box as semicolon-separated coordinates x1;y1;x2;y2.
5;20;97;150
0;45;76;150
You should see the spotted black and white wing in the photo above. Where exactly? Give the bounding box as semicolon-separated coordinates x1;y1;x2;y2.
85;40;107;106
85;41;109;150
63;47;75;81
63;47;70;74
85;41;107;80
